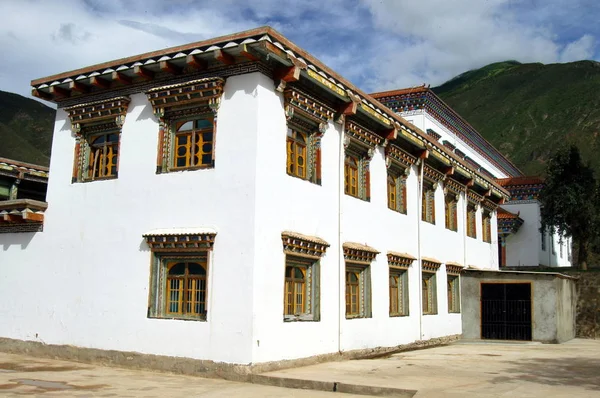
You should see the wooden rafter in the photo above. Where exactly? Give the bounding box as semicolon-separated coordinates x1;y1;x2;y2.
160;61;182;75
90;76;111;89
49;85;70;98
186;54;207;70
134;66;154;80
214;49;234;65
69;81;89;94
112;71;132;85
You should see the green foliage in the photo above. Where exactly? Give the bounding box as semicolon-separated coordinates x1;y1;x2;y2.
433;60;600;176
0;90;55;166
538;146;598;268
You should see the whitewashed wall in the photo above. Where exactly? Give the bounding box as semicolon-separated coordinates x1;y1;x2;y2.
0;72;501;365
502;202;572;267
402;112;509;179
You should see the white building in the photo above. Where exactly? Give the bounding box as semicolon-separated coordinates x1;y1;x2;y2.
1;27;510;366
496;177;572;267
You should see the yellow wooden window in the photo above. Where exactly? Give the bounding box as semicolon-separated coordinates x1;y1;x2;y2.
284;265;307;316
482;212;492;243
422;184;435;224
390;274;399;314
387;174;397;210
88;132;119;179
447;275;460;313
345;270;361;316
344;156;359;197
173;118;214;169
445;195;458;231
390;269;408;316
422;273;436;315
286;130;307;179
467;205;477;238
166;262;207;317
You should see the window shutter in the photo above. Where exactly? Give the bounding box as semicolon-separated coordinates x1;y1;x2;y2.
313;262;321;321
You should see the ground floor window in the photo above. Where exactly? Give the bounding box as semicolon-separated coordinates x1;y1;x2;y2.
389;268;409;316
345;264;371;318
447;275;460;313
422;272;437;315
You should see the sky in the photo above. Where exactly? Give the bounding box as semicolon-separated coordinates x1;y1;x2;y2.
1;0;599;101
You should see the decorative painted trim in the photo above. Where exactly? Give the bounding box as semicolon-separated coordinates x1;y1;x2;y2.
387;252;416;269
284;87;335;126
345;120;384;148
142;231;216;252
423;164;445;183
65;97;130;133
386;144;416;170
467;190;484;204
146;77;225;116
422;258;441;272
343;242;379;264
444;178;465;196
446;263;463;275
281;231;329;259
482;199;498;212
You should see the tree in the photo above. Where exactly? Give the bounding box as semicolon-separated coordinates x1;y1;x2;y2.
538;146;598;270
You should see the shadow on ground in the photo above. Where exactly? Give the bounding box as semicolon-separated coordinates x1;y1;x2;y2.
492;357;600;391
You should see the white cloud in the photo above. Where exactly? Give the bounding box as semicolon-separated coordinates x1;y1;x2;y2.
560;34;596;62
0;0;597;101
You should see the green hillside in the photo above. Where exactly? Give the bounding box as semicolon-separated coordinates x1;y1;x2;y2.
0;90;55;166
433;60;600;176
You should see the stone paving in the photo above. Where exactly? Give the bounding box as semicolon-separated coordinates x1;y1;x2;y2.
263;338;600;397
1;339;599;397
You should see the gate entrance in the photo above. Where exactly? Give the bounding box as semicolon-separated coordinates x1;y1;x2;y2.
481;283;532;341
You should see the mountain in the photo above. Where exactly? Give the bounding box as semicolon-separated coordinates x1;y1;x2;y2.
0;90;55;166
432;60;600;176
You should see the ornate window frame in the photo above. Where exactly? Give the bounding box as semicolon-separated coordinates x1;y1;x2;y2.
284;88;334;185
281;231;329;322
466;190;483;239
343;242;379;319
146;77;225;174
144;229;216;321
388;252;414;317
422;165;444;224
65;97;130;183
446;262;462;313
444;178;464;232
422;258;441;315
344;121;383;201
386;144;415;214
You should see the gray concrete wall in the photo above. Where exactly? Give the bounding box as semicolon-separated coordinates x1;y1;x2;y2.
461;271;576;343
555;277;577;342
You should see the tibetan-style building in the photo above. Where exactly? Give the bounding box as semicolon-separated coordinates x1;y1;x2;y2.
3;27;569;368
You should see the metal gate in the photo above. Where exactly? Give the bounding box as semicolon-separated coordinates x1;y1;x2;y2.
481;283;532;341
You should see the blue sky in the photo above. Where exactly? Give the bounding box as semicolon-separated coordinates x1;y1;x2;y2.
1;0;599;101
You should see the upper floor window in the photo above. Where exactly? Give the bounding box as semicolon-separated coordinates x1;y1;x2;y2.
466;203;477;238
344;121;383;202
65;97;130;183
281;231;329;322
385;145;415;214
387;172;407;214
146;77;225;174
283;88;334;185
482;210;492;243
445;193;458;231
172;117;214;170
422;181;436;224
345;155;361;198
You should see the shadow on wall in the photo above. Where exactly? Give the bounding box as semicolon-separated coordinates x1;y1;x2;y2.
2;233;36;251
491;357;600;391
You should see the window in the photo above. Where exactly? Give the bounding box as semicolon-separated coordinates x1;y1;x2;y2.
344;242;378;319
345;155;360;197
422;259;440;315
284;256;319;320
283;87;333;185
447;275;460;313
144;229;216;321
281;232;328;321
551;235;556;254
388;252;413;316
482;210;492;243
422;181;436;224
422;273;437;315
466;203;477;238
65;97;130;183
445;194;458;231
560;240;563;258
172;117;214;169
387;172;407;214
146;77;225;174
165;261;207;317
287;129;307;179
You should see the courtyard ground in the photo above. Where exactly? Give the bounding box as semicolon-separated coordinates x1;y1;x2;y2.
1;338;599;397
